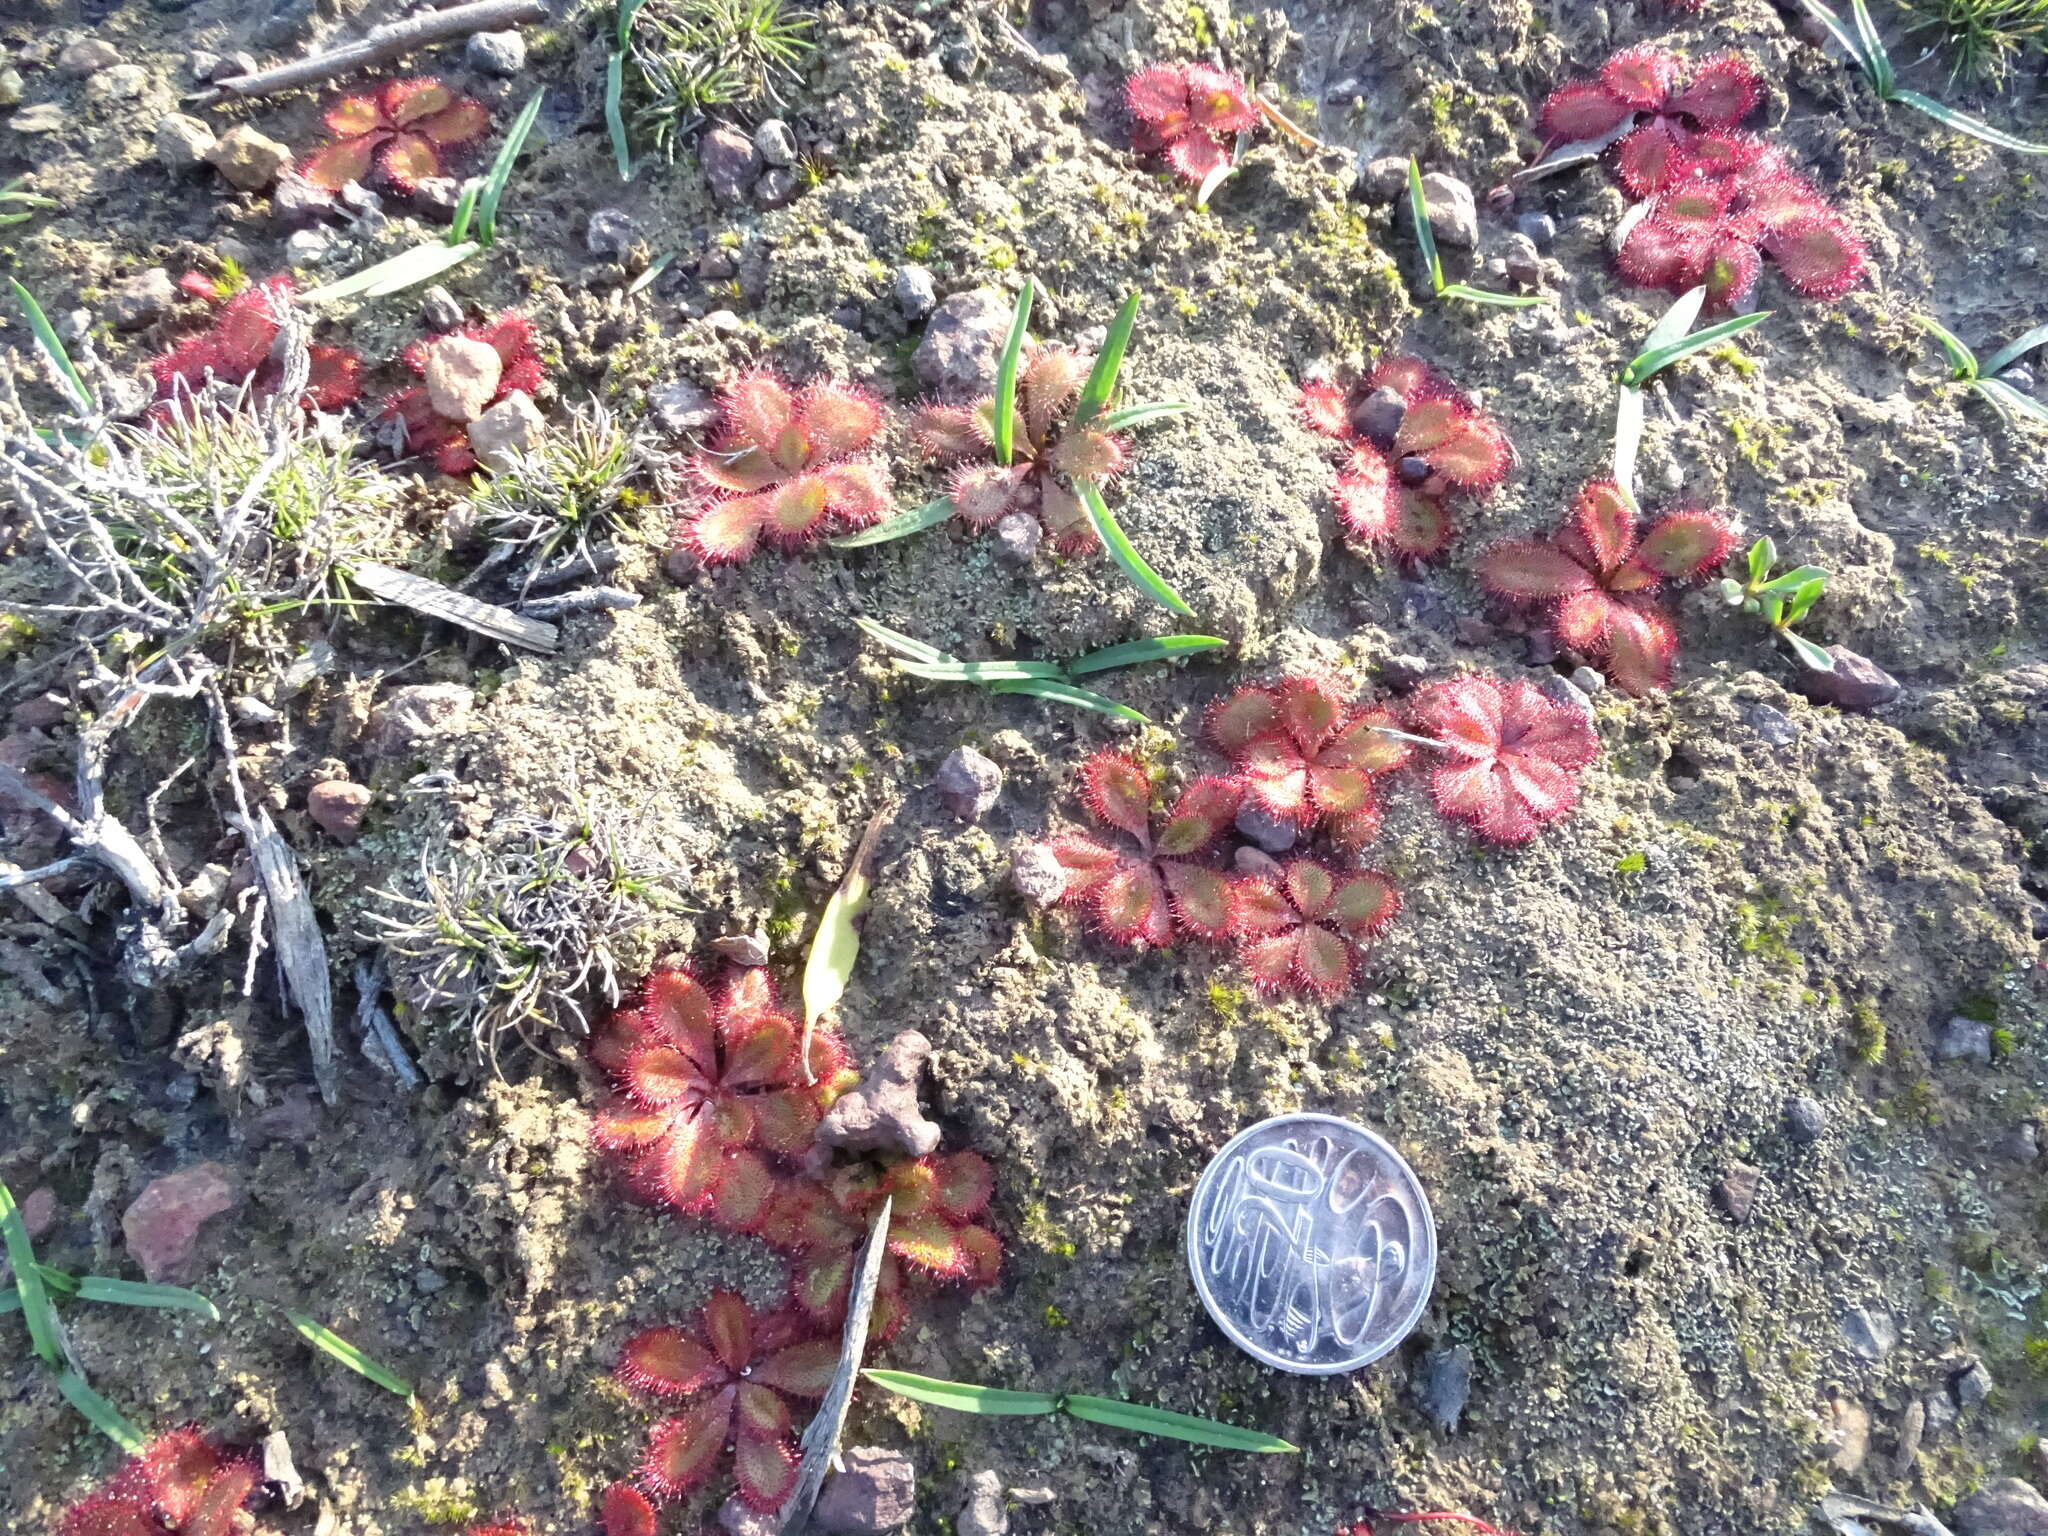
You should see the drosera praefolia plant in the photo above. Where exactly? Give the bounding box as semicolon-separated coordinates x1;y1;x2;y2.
1719;536;1836;672
1613;284;1769;499
1916;314;2048;429
861;1369;1298;1453
1406;160;1545;309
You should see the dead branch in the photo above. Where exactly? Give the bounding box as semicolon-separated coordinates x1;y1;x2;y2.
189;0;548;106
235;810;337;1104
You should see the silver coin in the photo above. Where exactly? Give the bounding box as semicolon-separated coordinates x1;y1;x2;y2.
1185;1112;1436;1375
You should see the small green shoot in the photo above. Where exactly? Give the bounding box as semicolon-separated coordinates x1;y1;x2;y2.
1078;479;1192;617
1614;286;1770;498
992;281;1037;466
447;88;544;249
607;0;653;179
801;805;889;1049
1406;160;1543;309
57;1370;144;1452
286;1310;414;1399
1719;536;1836;671
862;1369;1297;1453
855;618;1224;724
1796;0;2048;152
6;277;91;412
1902;0;2048;88
1916;314;2048;429
0;177;58;228
828;496;956;549
301;241;480;306
1;1180;60;1366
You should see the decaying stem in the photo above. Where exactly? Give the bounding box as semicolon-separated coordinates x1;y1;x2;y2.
188;0;547;106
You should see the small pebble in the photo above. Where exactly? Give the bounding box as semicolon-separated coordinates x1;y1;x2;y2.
465;29;526;75
1234;801;1297;855
754;166;801;208
753;117;797;167
1744;701;1797;747
1234;846;1284;880
1714;1162;1762;1224
0;67;22;108
9;103;66;135
306;780;370;844
107;267;177;330
585;206;636;258
1783;1095;1826;1143
87;64;149;102
956;1471;1007;1536
1952;1357;1994;1409
710;932;770;967
1350;385;1406;448
283;227;331;266
1842;1305;1897;1361
420;285;464;332
1416;1343;1472;1434
468;392;544;472
211;51;257;82
1010;842;1066;907
893;262;937;320
650;376;720;434
1517;210;1557;250
1396;454;1431;486
1936;1016;1993;1064
58;37;121;75
993;511;1040;566
935;745;1003;822
1568;665;1605;696
1379;653;1430;691
698;246;738;280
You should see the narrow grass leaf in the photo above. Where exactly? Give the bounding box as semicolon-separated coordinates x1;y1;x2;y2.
1984;322;2048;379
1611;384;1646;500
1097;401;1195;431
1634;285;1707;363
1077;479;1192;617
616;0;650;49
801;806;891;1045
853;616;949;665
36;1262;80;1295
478;88;546;246
625;251;674;298
605;53;633;180
1975;375;2048;425
988;678;1148;723
1793;0;1867;74
828;496;955;548
6;278;91;411
0;1179;60;1366
1061;1394;1298;1453
1622;311;1770;387
286;1310;413;1398
1893;89;2048;154
1406;158;1443;293
57;1371;143;1452
303;242;478;305
1195;156;1236;209
1440;283;1545;308
893;659;1066;682
1916;315;1978;377
75;1277;221;1322
862;1370;1060;1416
1847;0;1894;96
1066;635;1226;675
1783;630;1837;671
448;179;482;245
992;282;1035;466
1073;293;1141;427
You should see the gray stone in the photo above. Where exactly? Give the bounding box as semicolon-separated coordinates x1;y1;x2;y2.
1826;1398;1870;1475
1518;210;1557;250
9;103;65;135
1894;1397;1924;1476
1356;154;1408;203
1234;801;1297;855
306;780;369;843
814;1446;917;1534
1350;384;1406;447
698;245;738;280
259;1429;304;1508
935;744;1002;821
913;287;1013;400
1010;842;1067;908
0;67;22;108
464;28;526;76
1952;1478;2048;1536
717;1496;781;1536
1418;171;1479;248
2001;364;2035;393
700;123;761;203
1569;665;1606;697
1793;644;1901;712
1925;1388;1958;1437
893;262;937;320
88;65;149;102
710;931;770;967
754;166;800;208
1744;701;1798;746
1504;233;1542;290
1842;1305;1897;1362
411;175;463;219
2002;1120;2040;1164
283;227;330;266
271;171;334;226
1416;1343;1472;1434
818;1030;942;1159
994;511;1040;565
753;116;797;166
1937;1016;1994;1064
1783;1095;1826;1144
468;391;544;472
365;683;475;758
211;51;258;83
58;38;120;75
650;377;720;434
957;1471;1007;1536
585;206;636;258
207;123;292;190
702;309;744;334
107;268;176;331
420;285;464;333
423;335;502;424
413;1267;448;1294
1714;1162;1762;1224
1379;653;1430;691
1952;1357;1994;1409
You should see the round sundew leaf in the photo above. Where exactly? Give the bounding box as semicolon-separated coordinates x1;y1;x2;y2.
1330;871;1400;938
1430;755;1508;829
1298;379;1352;438
1616;213;1701;290
889;1211;972;1278
1292;924;1354;999
1476;539;1595;601
324;95;384;136
592;1101;670;1152
1078;750;1154;841
1093;860;1175;948
619;1325;724;1396
1765;211;1868;301
1555;588;1621;650
911;402;986;459
1368;355;1439;400
1657;179;1731;230
1306;762;1374;817
1666;53;1762;129
1275;675;1344;752
684;491;771;563
1021;344;1088;440
764;474;832;542
705;1149;778;1231
375;132;443;191
724;372;799;459
721;966;775;1019
1157;777;1240;855
620;1043;697;1107
1409;675;1504;761
752;1337;840;1398
1160;860;1235;939
1184;63;1257;134
1049;425;1128;482
1334;464;1400;544
1239;931;1303;993
1281;859;1336;920
1125;62;1193;134
1600;45;1678;110
1571;480;1638;574
384;78;454;125
602;1482;659;1536
1742;171;1826;234
1045;834;1122;898
1499;753;1580;828
1388;488;1455;560
303;345;362;410
1426;413;1512;490
792;1250;854;1321
641;1393;733;1498
1537;79;1635;143
957;1223;1003;1288
1390;396;1461;458
1636;509;1737;582
650;1115;724;1209
1240;737;1310;821
642;970;717;1063
1233;876;1298;937
707;1094;757;1149
719;1007;798;1090
300;135;380;192
1039;479;1100;555
1701;235;1764;312
1327;802;1384;851
1322;707;1411;774
1499;687;1600;770
59;1497;158;1536
798;380;883;460
129;1427;219;1523
732;1428;800;1513
933;1150;995;1221
694;447;783;493
885;1158;939;1218
948;462;1018;527
415;96;491;145
1602;605;1678;695
1165;129;1230;184
701;1291;754;1373
1612;122;1685;198
734;1381;794;1440
750;1087;824;1157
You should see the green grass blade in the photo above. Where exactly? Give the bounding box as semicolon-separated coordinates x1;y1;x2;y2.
1061;1393;1298;1453
616;0;650;49
606;53;633;180
988;678;1148;722
1794;0;1871;78
801;807;886;1039
828;496;955;548
6;278;91;412
0;1291;16;1315
1892;89;2048;154
625;250;674;298
1975;375;2048;426
1622;311;1770;387
448;178;482;245
477;88;545;246
1916;315;1978;377
1439;283;1545;309
1077;479;1192;617
1984;322;2048;379
1848;0;1894;96
862;1370;1060;1416
853;616;950;665
1;1179;60;1366
35;1262;79;1296
1612;383;1646;500
1194;157;1235;209
57;1371;143;1452
1755;564;1828;595
75;1277;221;1322
1634;285;1707;362
303;242;479;305
1097;401;1195;431
286;1310;414;1398
1406;158;1443;293
1074;292;1141;426
991;282;1035;466
1066;635;1226;676
893;659;1066;682
1783;630;1836;671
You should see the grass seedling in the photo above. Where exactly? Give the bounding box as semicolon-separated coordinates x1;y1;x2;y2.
1917;314;2048;429
1613;285;1769;498
1796;0;2048;152
0;176;57;228
608;0;653;179
856;618;1223;724
801;804;889;1076
1719;536;1836;671
7;276;91;411
627;0;814;160
862;1370;1297;1453
455;87;544;248
1908;0;2048;86
285;1309;414;1399
1406;161;1543;309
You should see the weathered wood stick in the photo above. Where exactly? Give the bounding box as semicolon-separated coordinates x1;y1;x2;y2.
189;0;547;106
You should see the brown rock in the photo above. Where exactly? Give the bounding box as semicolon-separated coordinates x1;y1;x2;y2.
19;1185;57;1240
467;390;543;472
814;1446;917;1534
306;780;371;844
1714;1162;1763;1225
207;123;293;191
1792;644;1901;712
421;335;502;424
121;1163;238;1283
818;1030;941;1158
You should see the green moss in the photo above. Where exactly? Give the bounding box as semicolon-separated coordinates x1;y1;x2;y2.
390;1479;481;1525
1613;850;1646;875
1207;981;1246;1023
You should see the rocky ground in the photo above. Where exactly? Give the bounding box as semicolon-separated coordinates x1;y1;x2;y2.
3;0;2048;1534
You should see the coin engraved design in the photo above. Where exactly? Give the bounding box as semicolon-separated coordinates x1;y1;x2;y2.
1185;1112;1436;1375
